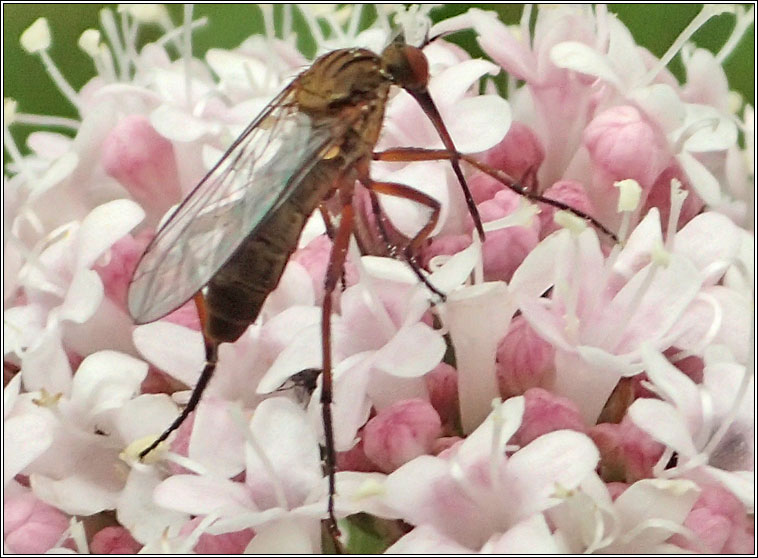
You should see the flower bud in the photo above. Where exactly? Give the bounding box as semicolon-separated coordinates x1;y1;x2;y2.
669;483;755;553
90;526;142;554
479;189;539;282
362;398;442;473
537;180;595;238
584;105;670;189
590;415;664;483
513;387;585;446
424;362;459;428
482;121;545;180
496;315;554;398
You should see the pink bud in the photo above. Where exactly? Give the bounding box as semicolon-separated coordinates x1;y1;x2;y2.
362;399;442;473
337;439;380;473
617;414;664;482
102;115;182;222
537;180;596;239
590;416;665;483
584;105;671;189
496;315;554;398
469;172;503;204
3;492;69;554
424;362;459;429
90;526;141;554
513;388;585;446
481;121;545;181
478;190;540;282
669;483;754;553
589;422;626;482
641;163;704;230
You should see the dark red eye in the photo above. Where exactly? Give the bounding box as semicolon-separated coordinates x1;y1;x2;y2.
402;45;429;90
381;43;430;91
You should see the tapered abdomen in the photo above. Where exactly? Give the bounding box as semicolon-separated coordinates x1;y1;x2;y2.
204;163;339;343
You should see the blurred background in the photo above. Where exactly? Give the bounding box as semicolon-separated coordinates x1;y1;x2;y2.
3;4;754;156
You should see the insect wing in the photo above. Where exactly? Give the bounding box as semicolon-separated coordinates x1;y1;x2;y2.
128;92;339;324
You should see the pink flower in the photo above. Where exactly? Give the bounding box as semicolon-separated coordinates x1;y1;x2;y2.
102;115;182;225
4;5;753;553
549;474;702;552
362;398;442;473
382;397;600;549
153;397;326;553
628;345;754;507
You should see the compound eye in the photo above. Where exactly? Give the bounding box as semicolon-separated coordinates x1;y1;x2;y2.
382;43;430;90
401;46;429;90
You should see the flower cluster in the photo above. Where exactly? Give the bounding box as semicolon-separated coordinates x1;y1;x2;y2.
3;4;754;554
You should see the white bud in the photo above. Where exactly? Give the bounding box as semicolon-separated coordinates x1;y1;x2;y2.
78;29;101;57
615;179;642;212
20;17;51;53
727;91;743;115
118;4;170;25
4;98;18;123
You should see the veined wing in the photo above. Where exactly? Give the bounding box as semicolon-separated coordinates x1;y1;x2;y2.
128;86;343;324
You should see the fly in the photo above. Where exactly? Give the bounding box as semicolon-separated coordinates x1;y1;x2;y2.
127;34;616;549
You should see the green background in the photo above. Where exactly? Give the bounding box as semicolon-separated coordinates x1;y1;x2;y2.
3;4;754;156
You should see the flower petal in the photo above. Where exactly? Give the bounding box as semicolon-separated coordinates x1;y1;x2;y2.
627;398;698;457
133;322;204;386
4;414;54;483
69;351;148;417
373;323;445;378
75;200;145;270
505;430;600;518
482;513;561;553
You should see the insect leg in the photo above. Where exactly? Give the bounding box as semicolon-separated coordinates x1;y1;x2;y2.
139;293;219;460
319;203;337;241
360;177;447;301
321;201;354;549
319;201;351;292
374;148;618;243
361;178;445;299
